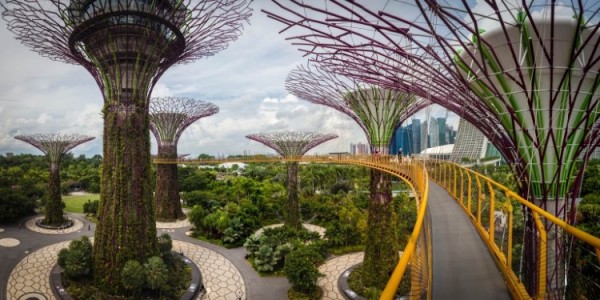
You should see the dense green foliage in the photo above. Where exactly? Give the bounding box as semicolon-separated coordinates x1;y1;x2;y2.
0;154;102;222
61;234;190;299
82;199;100;216
0;188;36;222
284;244;324;294
244;227;322;274
58;236;93;279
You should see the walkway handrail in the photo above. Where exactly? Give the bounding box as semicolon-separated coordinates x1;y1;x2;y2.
426;159;600;299
154;154;433;299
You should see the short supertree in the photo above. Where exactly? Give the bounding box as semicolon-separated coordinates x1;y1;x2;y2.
14;134;94;226
264;1;600;297
246;131;337;230
149;97;219;221
2;0;251;293
286;63;429;288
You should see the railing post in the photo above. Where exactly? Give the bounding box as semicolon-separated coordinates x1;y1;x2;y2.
532;211;547;299
466;171;472;215
453;165;458;198
459;168;464;207
487;181;495;243
476;176;482;226
505;198;513;271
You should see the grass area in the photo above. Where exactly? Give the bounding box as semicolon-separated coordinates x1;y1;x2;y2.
62;194;100;213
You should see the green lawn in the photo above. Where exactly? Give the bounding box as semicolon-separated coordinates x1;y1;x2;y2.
63;194;100;213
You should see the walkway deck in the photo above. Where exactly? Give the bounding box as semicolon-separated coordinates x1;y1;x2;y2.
429;180;510;299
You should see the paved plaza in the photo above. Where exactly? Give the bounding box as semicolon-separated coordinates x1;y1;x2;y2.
0;215;362;300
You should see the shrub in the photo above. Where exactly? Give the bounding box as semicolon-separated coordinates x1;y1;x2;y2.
284;246;323;293
254;245;281;273
157;233;172;254
57;236;93;279
82;199;99;216
144;256;168;290
121;260;145;293
0;188;35;222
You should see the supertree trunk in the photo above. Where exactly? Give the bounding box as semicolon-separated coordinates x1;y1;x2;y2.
362;167;399;288
93;103;158;293
155;145;184;221
45;162;65;226
285;161;302;230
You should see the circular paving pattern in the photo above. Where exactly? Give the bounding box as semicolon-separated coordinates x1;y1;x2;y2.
7;239;245;300
26;216;83;234
253;223;326;238
18;292;47;300
173;240;245;299
317;252;364;300
156;213;192;229
0;238;20;247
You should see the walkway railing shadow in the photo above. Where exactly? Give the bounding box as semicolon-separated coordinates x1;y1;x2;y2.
425;159;600;300
154;154;432;300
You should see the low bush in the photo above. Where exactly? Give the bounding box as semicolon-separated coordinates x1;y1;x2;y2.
57;236;93;279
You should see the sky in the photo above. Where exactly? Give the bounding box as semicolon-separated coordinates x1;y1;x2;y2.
0;0;457;158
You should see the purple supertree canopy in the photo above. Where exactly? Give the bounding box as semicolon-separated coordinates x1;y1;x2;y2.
286;63;429;150
149;97;219;147
14;133;95;163
263;0;516;162
2;0;252;65
246;131;338;157
1;0;253;102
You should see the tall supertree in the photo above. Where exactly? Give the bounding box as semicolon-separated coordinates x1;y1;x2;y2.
149;97;219;221
264;1;600;297
2;0;252;293
286;63;429;288
14;134;94;226
246;131;337;230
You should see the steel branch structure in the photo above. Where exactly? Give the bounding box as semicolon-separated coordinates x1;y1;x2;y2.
265;1;600;298
246;131;337;230
287;63;429;153
14;133;94;226
150;97;219;149
149;97;219;221
2;0;251;293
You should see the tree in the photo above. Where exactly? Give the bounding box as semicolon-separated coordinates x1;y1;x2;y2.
150;97;219;221
14;134;94;225
246;131;337;230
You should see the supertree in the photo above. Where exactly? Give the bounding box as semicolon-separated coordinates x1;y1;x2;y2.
263;1;600;297
149;97;219;221
14;134;94;226
286;63;429;288
2;0;251;293
246;131;337;230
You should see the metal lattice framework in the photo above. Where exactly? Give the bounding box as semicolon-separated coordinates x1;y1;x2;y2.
149;97;219;147
149;96;218;221
264;1;600;298
1;0;253;103
14;133;94;226
246;131;338;157
14;133;94;164
286;63;429;152
246;131;337;230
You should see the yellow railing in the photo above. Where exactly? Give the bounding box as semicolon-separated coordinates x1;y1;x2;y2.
154;154;432;299
426;160;600;299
